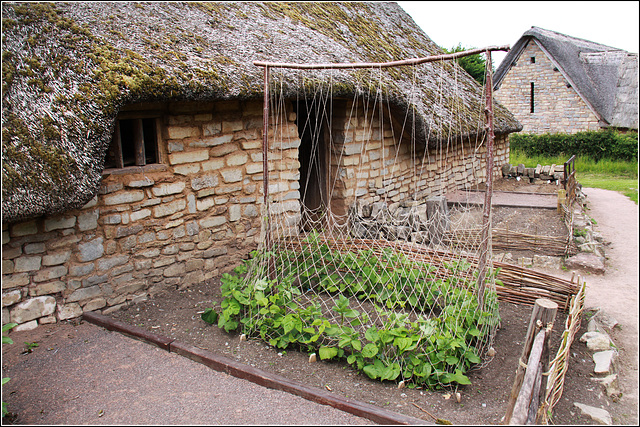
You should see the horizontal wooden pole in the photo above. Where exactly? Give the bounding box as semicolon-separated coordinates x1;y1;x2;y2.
254;45;510;70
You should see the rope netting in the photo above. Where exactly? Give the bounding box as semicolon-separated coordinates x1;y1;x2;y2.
218;54;503;389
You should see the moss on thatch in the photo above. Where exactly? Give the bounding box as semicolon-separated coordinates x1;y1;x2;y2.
2;2;521;223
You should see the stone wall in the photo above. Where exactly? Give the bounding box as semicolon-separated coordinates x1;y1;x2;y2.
2;99;509;331
2;100;272;331
495;40;601;134
327;99;509;217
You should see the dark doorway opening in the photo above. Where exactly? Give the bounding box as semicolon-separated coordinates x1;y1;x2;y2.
294;99;329;230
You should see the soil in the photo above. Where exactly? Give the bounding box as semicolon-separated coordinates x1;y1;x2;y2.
3;178;637;425
102;178;616;425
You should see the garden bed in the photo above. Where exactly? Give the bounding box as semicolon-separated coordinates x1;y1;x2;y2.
107;276;601;424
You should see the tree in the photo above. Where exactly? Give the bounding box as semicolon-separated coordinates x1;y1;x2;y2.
444;44;492;85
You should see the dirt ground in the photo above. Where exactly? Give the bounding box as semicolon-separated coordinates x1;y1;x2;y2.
3;178;636;425
100;178;619;425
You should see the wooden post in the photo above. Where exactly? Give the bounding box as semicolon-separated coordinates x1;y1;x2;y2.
509;329;545;425
503;298;558;424
526;362;543;424
112;120;124;168
261;65;276;281
476;50;495;309
557;189;566;213
133;118;145;166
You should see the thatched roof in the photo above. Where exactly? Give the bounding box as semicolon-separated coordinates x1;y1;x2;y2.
494;26;638;130
2;2;521;223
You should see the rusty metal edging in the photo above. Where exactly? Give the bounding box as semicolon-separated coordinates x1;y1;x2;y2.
82;311;428;425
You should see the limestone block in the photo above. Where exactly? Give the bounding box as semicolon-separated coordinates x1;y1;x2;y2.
240;139;261;150
169;149;209;165
103;214;122;225
564;252;605;274
39;315;57;325
130;209;151;222
573;403;612;425
14;320;38;331
69;263;95;277
67;285;102;303
163;263;185;277
2;289;22;307
82;274;109;287
222;120;243;133
229;205;242;222
580;331;613;351
42;251;71;266
196;197;215;211
10;296;56;323
77;238;105;263
221;169;243;183
2;259;14;275
30;281;66;297
532;255;562;270
152;182;186;197
593;350;617;374
82;298;107;312
191;175;219;191
98;255;129;272
167;125;199;139
244;205;258;218
127;177;155;187
11;220;38;236
203;122;222;136
33;265;67;283
103;190;144;206
153;199;187;218
226;152;249;166
57;302;83;320
211;143;238;157
24;242;46;254
201;158;225;172
14;256;42;272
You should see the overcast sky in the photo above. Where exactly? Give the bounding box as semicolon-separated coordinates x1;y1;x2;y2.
397;1;640;68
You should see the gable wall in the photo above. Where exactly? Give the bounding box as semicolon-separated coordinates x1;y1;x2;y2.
495;41;601;134
2;100;508;330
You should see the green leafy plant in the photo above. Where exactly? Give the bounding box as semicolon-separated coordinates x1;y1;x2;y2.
205;235;500;389
2;323;18;418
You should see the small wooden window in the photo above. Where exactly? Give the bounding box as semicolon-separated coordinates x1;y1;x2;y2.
530;56;536;64
105;116;163;169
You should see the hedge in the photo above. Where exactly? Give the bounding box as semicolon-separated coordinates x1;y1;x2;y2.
510;130;638;161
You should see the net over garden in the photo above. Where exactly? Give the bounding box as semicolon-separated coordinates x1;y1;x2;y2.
214;50;507;389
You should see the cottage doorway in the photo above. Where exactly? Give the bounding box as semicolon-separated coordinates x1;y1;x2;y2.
294;99;329;231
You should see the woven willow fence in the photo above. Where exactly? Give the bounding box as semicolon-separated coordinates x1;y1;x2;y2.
537;279;587;424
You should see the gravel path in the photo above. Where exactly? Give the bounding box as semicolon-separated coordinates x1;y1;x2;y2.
2;322;374;425
578;187;638;423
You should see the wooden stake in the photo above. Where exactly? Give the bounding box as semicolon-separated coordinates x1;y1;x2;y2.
504;298;558;424
510;329;545;424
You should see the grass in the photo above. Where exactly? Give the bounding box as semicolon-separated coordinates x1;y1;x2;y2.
510;150;638;204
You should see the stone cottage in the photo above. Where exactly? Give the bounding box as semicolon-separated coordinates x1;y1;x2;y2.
2;2;521;330
493;26;638;134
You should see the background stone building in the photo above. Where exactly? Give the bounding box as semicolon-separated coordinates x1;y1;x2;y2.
493;26;638;134
2;2;520;331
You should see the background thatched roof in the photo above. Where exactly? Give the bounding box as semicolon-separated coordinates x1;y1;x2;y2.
494;26;638;130
2;2;521;223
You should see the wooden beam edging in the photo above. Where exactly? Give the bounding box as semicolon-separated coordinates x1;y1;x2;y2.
83;311;174;351
82;311;428;425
